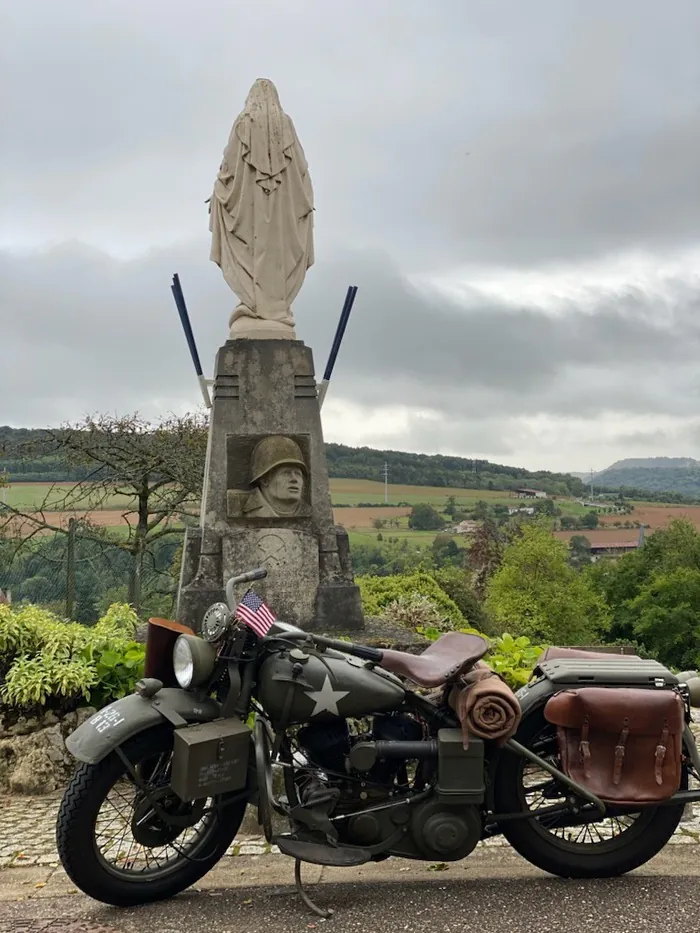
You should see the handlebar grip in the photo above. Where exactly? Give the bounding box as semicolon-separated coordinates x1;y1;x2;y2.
231;567;268;586
314;635;384;664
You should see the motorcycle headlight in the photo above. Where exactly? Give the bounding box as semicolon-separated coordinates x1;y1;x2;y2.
173;634;217;688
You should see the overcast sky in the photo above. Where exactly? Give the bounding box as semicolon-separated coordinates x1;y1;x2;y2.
2;0;700;474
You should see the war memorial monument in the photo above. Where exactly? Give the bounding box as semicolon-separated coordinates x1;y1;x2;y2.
176;79;364;632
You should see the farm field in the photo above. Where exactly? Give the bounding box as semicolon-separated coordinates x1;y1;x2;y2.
598;504;700;530
7;480;700;538
329;478;513;506
4;479;517;513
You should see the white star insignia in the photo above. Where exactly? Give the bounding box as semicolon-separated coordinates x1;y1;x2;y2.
305;675;349;717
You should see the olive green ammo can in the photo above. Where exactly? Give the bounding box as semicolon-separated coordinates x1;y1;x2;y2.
171;719;251;801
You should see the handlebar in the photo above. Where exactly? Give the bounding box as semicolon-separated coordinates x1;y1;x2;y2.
225;567;268;611
310;634;384;664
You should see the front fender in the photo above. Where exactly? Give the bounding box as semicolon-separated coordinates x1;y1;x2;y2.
65;688;221;765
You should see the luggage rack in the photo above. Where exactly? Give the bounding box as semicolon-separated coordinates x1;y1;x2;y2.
537;657;678;687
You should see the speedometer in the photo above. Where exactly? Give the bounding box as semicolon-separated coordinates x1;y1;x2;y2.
200;602;231;643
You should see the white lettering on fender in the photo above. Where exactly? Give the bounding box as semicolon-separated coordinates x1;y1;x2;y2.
89;708;126;734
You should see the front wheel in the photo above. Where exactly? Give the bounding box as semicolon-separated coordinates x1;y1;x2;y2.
56;725;247;906
492;706;686;878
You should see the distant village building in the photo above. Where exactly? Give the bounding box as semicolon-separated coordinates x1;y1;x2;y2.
588;541;640;562
513;488;548;500
508;506;535;516
454;520;480;535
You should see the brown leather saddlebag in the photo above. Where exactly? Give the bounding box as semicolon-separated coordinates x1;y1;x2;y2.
544;687;684;805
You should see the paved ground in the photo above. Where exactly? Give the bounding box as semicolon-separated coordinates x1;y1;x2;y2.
3;787;700;869
2;848;700;933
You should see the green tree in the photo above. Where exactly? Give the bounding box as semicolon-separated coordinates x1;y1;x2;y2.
472;500;492;521
444;495;458;518
431;567;492;633
1;412;207;612
568;534;592;570
581;510;599;530
588;518;700;660
431;534;461;567
485;523;609;644
467;520;505;598
628;567;700;669
408;503;445;531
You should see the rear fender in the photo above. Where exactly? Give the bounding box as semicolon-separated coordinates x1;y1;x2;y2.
65;688;221;765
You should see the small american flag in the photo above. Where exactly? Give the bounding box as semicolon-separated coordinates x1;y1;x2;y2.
235;589;277;638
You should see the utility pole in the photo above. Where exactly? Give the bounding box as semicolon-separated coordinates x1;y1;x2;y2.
382;462;389;504
589;468;594;500
66;517;76;619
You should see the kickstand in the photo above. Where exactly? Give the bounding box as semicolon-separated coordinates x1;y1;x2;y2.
294;859;333;920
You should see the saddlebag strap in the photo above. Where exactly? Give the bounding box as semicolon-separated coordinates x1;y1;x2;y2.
579;716;591;778
655;721;670;786
613;719;630;786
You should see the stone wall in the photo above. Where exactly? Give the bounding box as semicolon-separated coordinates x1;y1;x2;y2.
0;708;96;795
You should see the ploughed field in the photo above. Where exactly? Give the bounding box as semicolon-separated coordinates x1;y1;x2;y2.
5;481;700;538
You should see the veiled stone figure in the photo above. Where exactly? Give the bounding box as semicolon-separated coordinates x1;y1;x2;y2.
209;78;315;339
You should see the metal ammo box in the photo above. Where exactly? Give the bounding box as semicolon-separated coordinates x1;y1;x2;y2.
171;719;251;801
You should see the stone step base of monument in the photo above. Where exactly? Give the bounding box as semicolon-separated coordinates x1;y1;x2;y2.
312;617;430;654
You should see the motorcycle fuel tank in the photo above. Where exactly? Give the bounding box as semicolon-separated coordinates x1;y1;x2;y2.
256;648;406;725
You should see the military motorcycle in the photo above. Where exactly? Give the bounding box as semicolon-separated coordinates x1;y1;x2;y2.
57;567;700;918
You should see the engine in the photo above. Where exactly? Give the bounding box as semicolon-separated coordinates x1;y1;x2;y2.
297;713;423;786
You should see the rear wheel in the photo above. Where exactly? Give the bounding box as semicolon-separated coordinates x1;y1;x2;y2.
493;706;686;878
56;726;247;906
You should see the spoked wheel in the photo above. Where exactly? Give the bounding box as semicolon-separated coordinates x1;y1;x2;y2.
493;707;686;878
56;726;247;905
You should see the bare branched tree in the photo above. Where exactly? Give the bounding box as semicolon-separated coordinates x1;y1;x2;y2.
0;412;208;610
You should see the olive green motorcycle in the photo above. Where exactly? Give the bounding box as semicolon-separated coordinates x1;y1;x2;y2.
56;567;700;918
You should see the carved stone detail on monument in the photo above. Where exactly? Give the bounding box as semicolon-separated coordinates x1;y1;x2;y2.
226;434;312;520
223;528;319;626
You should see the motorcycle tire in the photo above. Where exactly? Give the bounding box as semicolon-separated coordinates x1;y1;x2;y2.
493;705;686;878
56;725;247;906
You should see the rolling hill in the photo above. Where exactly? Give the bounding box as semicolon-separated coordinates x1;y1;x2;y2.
593;457;700;496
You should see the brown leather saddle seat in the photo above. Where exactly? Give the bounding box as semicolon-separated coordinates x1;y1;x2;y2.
378;632;489;688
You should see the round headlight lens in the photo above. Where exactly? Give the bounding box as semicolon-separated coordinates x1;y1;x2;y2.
173;634;217;689
173;635;195;688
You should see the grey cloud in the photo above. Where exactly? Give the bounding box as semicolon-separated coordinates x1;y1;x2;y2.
2;241;699;432
3;0;700;269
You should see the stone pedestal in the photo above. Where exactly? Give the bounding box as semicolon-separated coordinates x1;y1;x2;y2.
177;339;364;632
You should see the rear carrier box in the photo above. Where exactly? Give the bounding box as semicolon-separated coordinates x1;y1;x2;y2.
171;719;251;801
537;658;678;688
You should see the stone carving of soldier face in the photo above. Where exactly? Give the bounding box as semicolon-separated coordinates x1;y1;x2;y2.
249;436;308;518
258;463;305;514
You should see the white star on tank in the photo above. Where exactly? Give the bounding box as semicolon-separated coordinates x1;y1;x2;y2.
305;675;349;716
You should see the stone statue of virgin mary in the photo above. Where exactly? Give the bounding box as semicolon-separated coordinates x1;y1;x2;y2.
209;79;315;340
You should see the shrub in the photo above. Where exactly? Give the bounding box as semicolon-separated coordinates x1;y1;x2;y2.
381;594;451;632
358;573;464;627
0;602;145;717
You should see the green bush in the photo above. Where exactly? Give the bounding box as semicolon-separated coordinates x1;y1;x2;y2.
358;573;464;627
381;594;452;632
0;602;144;716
